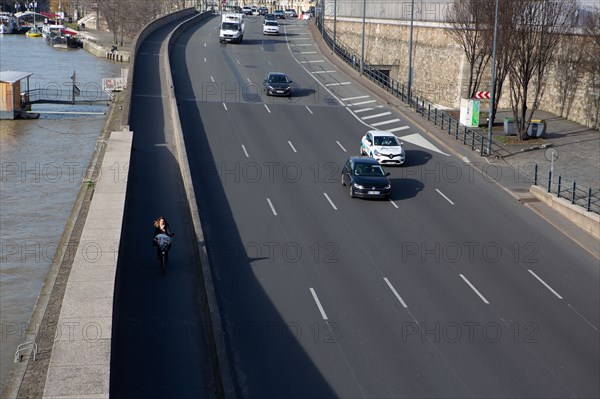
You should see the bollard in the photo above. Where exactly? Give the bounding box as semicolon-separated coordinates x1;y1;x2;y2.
587;188;592;211
534;164;538;185
463;127;467;145
441;114;445;130
427;104;431;121
480;136;484;156
572;181;576;204
548;171;552;193
471;131;475;150
557;175;562;198
434;108;438;125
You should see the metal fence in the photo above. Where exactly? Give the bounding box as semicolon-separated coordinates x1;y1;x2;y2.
316;15;510;158
531;165;600;214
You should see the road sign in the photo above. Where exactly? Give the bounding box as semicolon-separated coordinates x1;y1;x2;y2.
474;91;490;99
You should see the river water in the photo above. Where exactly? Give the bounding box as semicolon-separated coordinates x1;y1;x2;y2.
0;33;121;389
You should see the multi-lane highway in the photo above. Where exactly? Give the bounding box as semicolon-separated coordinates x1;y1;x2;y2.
114;13;599;398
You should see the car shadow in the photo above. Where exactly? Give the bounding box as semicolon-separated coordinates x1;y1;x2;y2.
388;178;424;201
401;149;433;167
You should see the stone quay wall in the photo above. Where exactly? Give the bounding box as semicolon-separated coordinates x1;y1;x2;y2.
326;17;599;129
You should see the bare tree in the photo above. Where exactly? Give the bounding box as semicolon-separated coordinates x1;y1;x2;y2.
446;0;493;99
553;33;586;119
582;5;600;129
508;0;578;140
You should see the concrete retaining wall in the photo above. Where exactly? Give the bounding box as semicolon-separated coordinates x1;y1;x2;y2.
530;185;600;240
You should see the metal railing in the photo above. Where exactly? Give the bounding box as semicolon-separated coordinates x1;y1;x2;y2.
531;164;600;214
14;341;38;363
315;17;510;158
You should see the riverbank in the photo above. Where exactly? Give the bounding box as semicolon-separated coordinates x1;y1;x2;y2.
78;28;133;63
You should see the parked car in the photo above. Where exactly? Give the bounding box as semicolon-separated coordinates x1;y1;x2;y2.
263;20;280;35
258;6;269;15
273;9;285;19
341;157;391;199
284;8;297;18
360;130;405;165
263;72;293;96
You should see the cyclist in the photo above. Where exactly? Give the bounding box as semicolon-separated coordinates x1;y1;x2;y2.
153;216;175;260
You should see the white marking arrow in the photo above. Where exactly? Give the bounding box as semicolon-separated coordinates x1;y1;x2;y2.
398;133;449;156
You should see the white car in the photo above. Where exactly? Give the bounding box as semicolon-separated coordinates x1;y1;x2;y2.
360;130;405;165
263;20;280;35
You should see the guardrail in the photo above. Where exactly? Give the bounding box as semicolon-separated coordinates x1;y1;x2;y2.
315;17;511;158
531;164;600;214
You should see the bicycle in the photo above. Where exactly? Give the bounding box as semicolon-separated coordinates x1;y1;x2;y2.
154;233;172;276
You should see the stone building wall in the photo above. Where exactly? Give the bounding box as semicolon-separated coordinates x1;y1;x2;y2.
326;17;599;129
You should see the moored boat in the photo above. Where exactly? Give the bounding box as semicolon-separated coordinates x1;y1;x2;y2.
26;25;42;37
0;12;17;34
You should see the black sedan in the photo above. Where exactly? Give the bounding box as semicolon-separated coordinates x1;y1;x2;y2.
341;157;391;199
263;72;293;97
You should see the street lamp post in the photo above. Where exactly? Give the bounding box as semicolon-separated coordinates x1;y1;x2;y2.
360;0;365;74
487;0;499;155
407;0;414;102
333;0;336;55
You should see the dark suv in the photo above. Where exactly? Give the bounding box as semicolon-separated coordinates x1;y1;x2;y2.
258;7;268;15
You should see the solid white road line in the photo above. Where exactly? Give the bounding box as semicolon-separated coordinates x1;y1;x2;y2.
312;70;336;74
323;193;338;210
300;60;325;63
387;126;410;133
204;43;207;47
341;95;369;101
371;119;401;127
460;274;490;304
325;82;352;87
267;198;278;216
305;105;313;114
435;189;455;205
264;104;271;113
288;141;297;153
247;78;252;84
293;43;313;47
310;288;329;320
384;278;408;308
211;76;215;82
354;108;374;113
241;145;249;158
528;270;563;299
362;112;392;120
223;103;228;111
299;51;317;54
335;141;347;152
350;99;377;106
390;200;398;208
204;57;207;63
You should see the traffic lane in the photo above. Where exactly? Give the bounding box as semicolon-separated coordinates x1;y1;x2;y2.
205;103;477;396
172;100;347;396
425;160;600;327
110;21;214;398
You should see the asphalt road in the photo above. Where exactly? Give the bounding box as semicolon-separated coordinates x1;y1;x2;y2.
115;14;599;398
109;20;215;398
